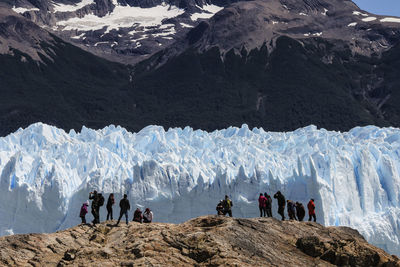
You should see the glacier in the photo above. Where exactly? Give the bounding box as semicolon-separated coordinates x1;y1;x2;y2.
0;123;400;255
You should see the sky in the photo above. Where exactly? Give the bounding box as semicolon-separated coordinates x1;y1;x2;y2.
353;0;400;17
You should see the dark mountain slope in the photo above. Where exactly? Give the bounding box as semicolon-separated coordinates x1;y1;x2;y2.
126;0;400;132
0;8;135;135
131;36;393;132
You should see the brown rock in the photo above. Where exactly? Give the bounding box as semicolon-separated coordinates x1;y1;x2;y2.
0;216;399;266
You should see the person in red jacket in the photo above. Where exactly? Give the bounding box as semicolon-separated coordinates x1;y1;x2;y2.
307;199;316;222
258;193;267;217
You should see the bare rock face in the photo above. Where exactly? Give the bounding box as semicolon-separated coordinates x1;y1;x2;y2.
0;7;55;62
0;216;399;266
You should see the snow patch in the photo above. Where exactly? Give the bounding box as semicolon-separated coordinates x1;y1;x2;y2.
362;17;377;22
52;0;94;13
380;17;400;23
12;6;39;14
71;33;86;39
191;4;223;21
353;11;369;17
56;4;184;33
348;22;357;27
322;8;328;16
180;23;193;28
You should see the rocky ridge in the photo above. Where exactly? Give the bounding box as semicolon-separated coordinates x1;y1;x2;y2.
8;0;234;63
0;5;55;62
0;216;399;266
144;0;400;68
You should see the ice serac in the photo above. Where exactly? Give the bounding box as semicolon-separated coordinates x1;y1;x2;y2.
1;123;400;256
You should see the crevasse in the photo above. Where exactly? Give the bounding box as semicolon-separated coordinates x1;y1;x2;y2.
0;123;399;255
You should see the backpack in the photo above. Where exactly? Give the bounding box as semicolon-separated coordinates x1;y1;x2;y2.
98;194;105;207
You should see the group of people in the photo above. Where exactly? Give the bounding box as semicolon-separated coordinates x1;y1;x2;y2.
80;190;316;226
215;192;317;222
273;191;316;222
79;191;153;226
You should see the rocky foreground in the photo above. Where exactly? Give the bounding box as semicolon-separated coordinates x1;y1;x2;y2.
0;216;399;267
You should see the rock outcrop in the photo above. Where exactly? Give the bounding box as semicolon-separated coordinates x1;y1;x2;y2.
0;216;399;266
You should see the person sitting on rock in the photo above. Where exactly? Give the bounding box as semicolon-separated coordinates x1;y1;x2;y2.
133;208;143;223
79;202;89;224
116;194;130;226
274;191;286;221
143;208;153;223
296;202;306;221
216;200;224;215
307;199;316;222
222;195;233;217
258;193;267;217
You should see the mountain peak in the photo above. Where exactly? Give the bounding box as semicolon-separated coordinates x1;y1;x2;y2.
183;0;400;56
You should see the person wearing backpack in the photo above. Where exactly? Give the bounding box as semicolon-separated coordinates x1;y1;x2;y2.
106;193;115;220
296;202;306;221
116;194;130;226
79;202;89;224
273;191;286;221
264;193;273;218
89;191;100;225
258;193;267;217
222;195;233;217
133;208;143;223
287;200;297;220
143;208;153;223
97;193;105;223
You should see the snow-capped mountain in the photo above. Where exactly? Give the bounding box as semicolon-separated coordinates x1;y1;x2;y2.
3;1;400;140
10;0;227;63
1;123;400;256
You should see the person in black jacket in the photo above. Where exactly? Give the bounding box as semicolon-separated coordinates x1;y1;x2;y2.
106;193;115;220
116;194;130;225
296;202;306;221
89;191;99;225
273;191;286;221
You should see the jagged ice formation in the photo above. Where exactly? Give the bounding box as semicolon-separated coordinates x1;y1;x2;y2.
0;123;399;256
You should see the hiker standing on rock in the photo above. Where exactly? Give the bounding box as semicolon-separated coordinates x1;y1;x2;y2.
287;200;297;220
133;208;143;223
264;193;273;218
258;193;267;217
106;193;115;220
274;191;286;221
296;202;306;221
89;191;100;225
116;194;131;226
79;202;89;224
222;195;233;217
307;199;316;222
143;208;153;223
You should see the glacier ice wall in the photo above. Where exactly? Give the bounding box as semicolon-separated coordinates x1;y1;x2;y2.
0;123;400;255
